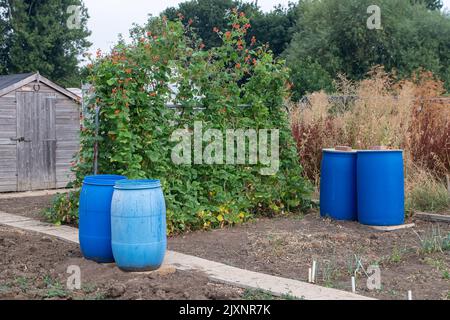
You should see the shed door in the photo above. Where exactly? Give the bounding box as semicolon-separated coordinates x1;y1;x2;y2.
16;91;57;191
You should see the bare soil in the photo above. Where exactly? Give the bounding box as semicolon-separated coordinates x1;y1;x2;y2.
169;214;450;300
0;195;54;221
0;226;243;300
1;195;449;300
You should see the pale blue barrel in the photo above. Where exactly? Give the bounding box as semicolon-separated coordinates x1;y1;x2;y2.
320;148;357;221
111;180;167;271
79;175;127;263
357;150;405;226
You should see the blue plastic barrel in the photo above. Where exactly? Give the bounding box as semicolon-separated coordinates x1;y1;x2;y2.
357;150;405;226
320;148;357;221
79;174;127;262
111;179;167;271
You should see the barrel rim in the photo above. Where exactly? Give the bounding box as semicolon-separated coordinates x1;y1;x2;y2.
114;179;162;190
323;148;357;154
357;149;403;153
83;175;127;186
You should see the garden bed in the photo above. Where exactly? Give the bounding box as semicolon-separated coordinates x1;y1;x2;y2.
1;195;449;300
169;214;450;300
0;196;54;222
0;225;244;300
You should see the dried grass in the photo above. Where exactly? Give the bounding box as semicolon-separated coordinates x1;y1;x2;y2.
290;67;450;213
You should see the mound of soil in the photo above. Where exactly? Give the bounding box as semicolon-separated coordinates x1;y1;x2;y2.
0;226;243;300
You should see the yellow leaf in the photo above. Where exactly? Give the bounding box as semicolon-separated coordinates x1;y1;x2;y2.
217;214;224;222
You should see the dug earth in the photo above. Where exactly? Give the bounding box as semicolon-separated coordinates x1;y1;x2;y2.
0;226;243;300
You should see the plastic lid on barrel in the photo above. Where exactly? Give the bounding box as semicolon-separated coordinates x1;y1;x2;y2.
323;146;356;153
83;175;127;186
114;179;162;190
358;146;403;153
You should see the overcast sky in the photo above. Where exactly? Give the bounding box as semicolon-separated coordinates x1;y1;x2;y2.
83;0;450;56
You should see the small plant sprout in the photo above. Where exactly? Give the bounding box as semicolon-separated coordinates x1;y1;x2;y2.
414;227;450;254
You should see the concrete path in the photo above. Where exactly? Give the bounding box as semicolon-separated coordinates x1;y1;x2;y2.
0;188;75;200
0;211;373;300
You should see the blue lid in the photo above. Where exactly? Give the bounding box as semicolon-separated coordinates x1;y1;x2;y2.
83;175;127;186
114;179;161;190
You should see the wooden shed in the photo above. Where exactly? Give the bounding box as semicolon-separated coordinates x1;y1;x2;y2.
0;73;81;192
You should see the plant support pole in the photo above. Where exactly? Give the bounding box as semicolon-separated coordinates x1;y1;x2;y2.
93;105;99;175
446;174;450;198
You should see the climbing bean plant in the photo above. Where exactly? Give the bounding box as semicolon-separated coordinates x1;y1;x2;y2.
58;11;311;234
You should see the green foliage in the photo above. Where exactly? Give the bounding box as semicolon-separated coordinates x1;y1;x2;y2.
242;288;299;300
412;0;443;10
416;227;450;254
0;0;91;87
285;0;450;97
241;2;299;57
288;57;334;100
43;191;80;226
43;276;68;299
68;12;311;235
242;289;276;300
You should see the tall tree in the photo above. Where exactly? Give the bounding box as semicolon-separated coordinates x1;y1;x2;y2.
247;2;299;56
0;0;91;87
412;0;443;10
161;0;298;56
285;0;450;97
163;0;240;49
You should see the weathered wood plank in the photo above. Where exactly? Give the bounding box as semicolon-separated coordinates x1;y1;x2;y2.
17;91;32;191
0;129;17;139
0;184;17;192
0;177;17;184
0;161;17;169
368;223;415;232
0;97;16;104
0;124;16;132
414;212;450;223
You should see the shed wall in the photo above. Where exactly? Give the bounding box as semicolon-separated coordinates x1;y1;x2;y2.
0;96;17;192
0;80;80;192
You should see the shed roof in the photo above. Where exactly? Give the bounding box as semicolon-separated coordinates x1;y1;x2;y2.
0;73;80;102
0;73;34;92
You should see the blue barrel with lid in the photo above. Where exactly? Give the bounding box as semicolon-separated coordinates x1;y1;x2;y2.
320;147;357;221
357;150;405;226
111;179;167;271
79;174;127;262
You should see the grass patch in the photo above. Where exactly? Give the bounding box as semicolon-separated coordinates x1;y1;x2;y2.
242;289;276;300
43;275;68;299
15;276;29;292
424;257;450;280
242;289;299;300
415;227;450;254
406;168;449;215
320;259;341;288
389;247;406;264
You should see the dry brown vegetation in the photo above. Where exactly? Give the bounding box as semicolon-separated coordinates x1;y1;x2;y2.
290;67;450;214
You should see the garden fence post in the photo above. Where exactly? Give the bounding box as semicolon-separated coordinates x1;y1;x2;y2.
446;174;450;198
